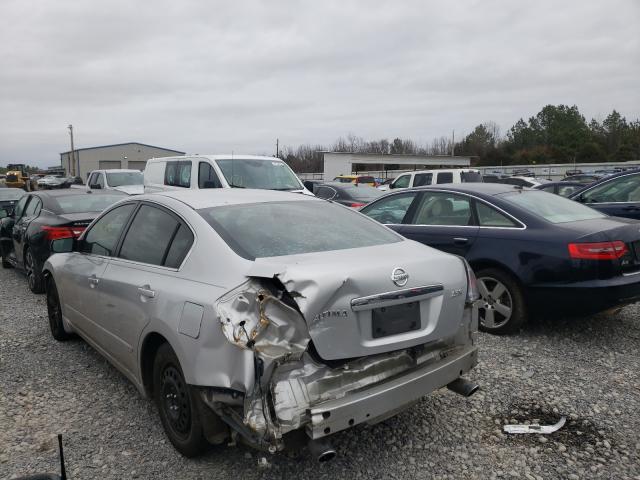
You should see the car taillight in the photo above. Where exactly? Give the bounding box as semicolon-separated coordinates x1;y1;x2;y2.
568;241;628;260
349;202;366;208
461;258;480;303
42;226;86;240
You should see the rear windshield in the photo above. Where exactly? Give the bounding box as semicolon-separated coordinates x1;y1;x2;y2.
0;189;25;201
356;176;375;183
106;171;143;187
199;200;401;260
461;171;483;183
54;194;124;214
501;190;605;224
215;159;302;191
341;185;384;201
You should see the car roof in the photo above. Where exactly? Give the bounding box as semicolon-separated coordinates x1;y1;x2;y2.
143;188;318;210
92;169;142;173
406;182;523;196
147;154;281;163
32;189;126;198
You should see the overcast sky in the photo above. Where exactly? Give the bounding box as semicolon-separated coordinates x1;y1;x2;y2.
1;0;638;168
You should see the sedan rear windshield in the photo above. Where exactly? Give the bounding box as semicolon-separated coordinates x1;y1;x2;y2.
501;190;605;224
215;159;303;191
0;189;25;201
199;200;401;260
54;194;124;214
340;185;383;201
106;171;143;187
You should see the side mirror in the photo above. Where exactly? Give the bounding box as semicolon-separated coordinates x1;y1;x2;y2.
0;208;8;219
89;183;102;190
388;183;395;189
51;237;75;253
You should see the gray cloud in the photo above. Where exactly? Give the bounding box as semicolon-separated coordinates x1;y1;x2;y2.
0;0;638;167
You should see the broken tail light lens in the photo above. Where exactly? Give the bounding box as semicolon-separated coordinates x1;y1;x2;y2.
568;241;627;260
41;226;86;240
348;202;366;208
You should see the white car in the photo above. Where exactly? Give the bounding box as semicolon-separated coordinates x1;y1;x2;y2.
379;169;483;191
144;155;313;195
87;169;144;195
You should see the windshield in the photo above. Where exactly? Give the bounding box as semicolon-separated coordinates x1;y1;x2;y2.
54;194;124;214
106;172;143;187
215;159;302;190
0;189;25;201
199;200;401;260
501;190;605;224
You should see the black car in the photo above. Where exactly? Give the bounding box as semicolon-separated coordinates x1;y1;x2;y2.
569;170;640;220
360;183;640;334
562;174;603;184
534;181;585;197
0;188;26;215
0;189;126;293
314;182;383;208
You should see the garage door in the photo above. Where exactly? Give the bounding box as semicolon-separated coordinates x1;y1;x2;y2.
127;161;147;171
98;161;122;169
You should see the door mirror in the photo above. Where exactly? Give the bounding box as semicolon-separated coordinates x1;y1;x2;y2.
388;182;395;189
0;208;8;219
51;237;75;253
89;183;102;189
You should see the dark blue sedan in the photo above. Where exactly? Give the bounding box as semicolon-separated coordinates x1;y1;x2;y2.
360;183;640;334
569;169;640;220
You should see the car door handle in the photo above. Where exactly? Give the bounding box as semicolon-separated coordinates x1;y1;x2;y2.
88;275;99;287
138;286;156;299
453;237;469;245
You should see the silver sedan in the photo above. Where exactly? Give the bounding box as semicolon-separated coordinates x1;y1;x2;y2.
43;189;479;460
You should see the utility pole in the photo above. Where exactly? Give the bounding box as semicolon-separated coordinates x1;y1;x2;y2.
68;125;76;176
276;138;279;158
451;130;455;157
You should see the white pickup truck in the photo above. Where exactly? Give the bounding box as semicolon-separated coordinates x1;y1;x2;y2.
86;169;144;195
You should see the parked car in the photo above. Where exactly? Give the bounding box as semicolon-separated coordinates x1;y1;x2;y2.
332;175;377;186
0;188;26;215
594;168;623;175
564;169;583;176
360;183;640;334
37;175;68;190
380;169;482;192
144;155;313;195
495;176;550;188
302;179;323;193
562;174;603;184
87;169;144;195
482;174;510;183
511;168;535;177
42;189;479;458
314;182;384;208
534;181;585;197
569;170;640;220
0;189;126;293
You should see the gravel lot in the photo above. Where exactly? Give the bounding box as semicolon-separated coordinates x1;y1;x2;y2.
1;266;640;480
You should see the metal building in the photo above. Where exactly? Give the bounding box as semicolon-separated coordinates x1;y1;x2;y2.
60;142;185;180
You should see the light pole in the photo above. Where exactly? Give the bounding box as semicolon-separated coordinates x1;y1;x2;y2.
68;125;77;177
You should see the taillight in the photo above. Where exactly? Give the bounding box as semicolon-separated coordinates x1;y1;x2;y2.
41;226;86;240
349;202;366;208
461;258;480;303
568;241;628;260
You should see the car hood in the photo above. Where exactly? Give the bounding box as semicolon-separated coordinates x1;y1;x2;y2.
243;240;468;360
112;184;144;195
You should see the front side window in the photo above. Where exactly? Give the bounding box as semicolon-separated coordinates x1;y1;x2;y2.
502;190;605;224
119;205;180;266
476;202;518;227
412;192;472;226
215;159;302;190
413;173;433;187
581;174;640;203
199;200;401;260
436;172;454;184
360;192;418;224
96;174;105;188
82;204;136;256
198;162;222;189
392;175;411;189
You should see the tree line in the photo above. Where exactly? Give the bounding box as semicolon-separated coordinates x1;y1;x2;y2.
278;105;640;172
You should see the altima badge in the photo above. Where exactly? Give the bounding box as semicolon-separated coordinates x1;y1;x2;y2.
391;267;409;287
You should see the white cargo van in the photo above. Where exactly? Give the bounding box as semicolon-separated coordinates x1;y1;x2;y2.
144;155;313;195
379;169;482;191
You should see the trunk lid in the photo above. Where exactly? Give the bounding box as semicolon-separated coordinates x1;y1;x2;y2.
249;240;468;360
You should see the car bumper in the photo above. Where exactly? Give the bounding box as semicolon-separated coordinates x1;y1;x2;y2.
528;273;640;316
306;343;478;439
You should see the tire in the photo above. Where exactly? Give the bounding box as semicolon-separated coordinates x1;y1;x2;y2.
46;276;71;341
25;249;44;294
153;343;209;457
475;267;527;335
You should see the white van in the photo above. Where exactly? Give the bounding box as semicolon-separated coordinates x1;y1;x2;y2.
379;168;482;191
144;155;313;195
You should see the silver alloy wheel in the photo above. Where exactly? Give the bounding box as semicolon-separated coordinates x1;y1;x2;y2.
25;250;35;290
477;276;513;329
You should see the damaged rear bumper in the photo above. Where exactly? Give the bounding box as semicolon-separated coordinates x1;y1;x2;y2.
306;344;478;439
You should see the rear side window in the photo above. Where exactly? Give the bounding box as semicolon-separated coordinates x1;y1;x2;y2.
315;186;337;200
119;205;179;266
436;172;453;184
164;225;194;268
165;161;192;188
198;162;222;189
476;202;518;227
413;173;432;187
24;196;42;216
82;204;136;256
